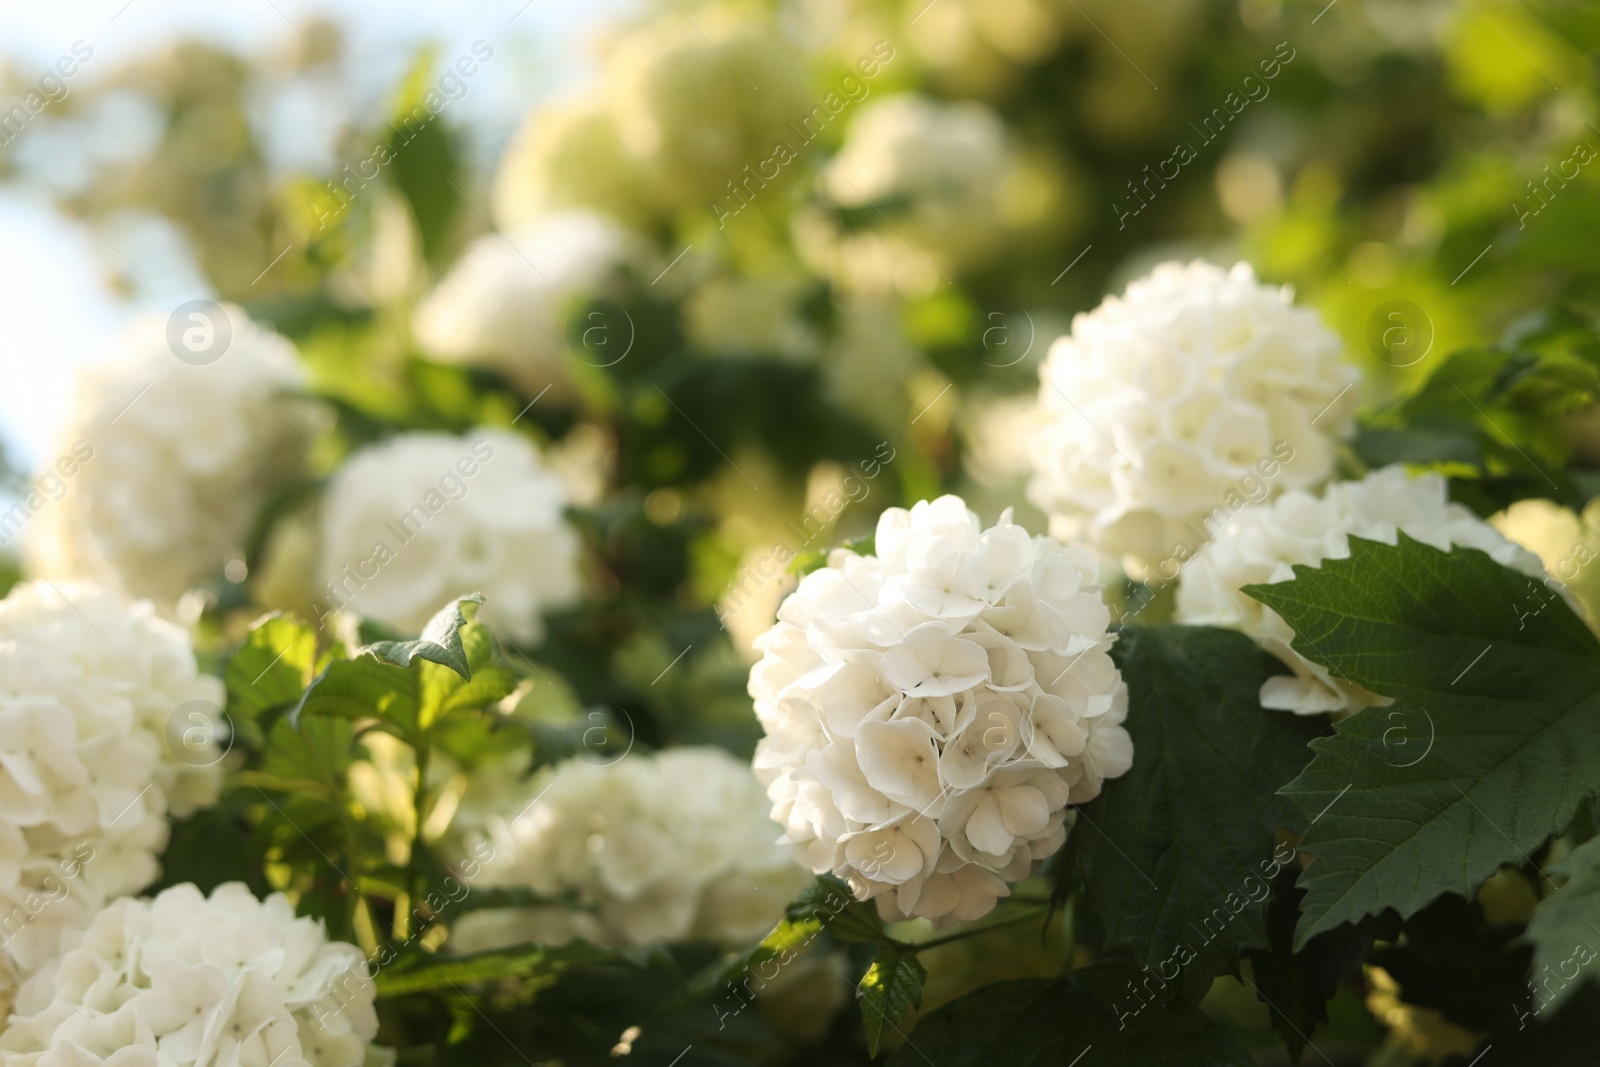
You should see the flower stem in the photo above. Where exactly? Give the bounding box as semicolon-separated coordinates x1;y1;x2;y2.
909;901;1053;953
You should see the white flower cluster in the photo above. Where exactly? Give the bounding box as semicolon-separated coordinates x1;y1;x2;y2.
1027;261;1359;578
28;305;310;604
0;582;224;980
0;882;388;1067
448;747;808;951
413;212;641;396
318;429;581;645
494;15;810;226
797;96;1011;295
749;496;1131;926
1175;465;1549;714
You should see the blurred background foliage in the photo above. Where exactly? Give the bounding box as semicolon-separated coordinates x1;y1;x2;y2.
4;0;1600;1062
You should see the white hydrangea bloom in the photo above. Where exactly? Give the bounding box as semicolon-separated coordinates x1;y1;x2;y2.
413;213;642;396
748;496;1130;926
493;100;659;231
818;95;1011;278
0;581;224;983
1175;466;1550;715
494;17;810;225
1027;261;1359;579
448;747;808;951
0;882;390;1067
317;428;581;645
600;16;811;211
26;305;310;604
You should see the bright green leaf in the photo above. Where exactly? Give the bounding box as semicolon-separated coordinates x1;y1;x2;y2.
361;594;484;679
288;596;513;739
858;946;926;1057
258;714;356;797
226;614;319;727
289;658;421;735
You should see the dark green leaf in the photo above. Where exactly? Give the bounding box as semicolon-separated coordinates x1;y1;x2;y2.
1242;866;1371;1063
888;968;1254;1067
1368;894;1530;1033
154;800;273;897
1247;534;1600;945
1077;625;1327;998
1527;836;1600;1015
858;946;926;1057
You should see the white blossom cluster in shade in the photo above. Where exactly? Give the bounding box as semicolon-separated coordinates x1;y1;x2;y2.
447;747;809;952
0;582;224;982
1175;465;1550;715
28;305;310;605
0;882;389;1067
1026;261;1360;579
748;496;1131;926
317;428;581;645
412;212;642;397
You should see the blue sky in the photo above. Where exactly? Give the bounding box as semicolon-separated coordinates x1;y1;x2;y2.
0;0;628;470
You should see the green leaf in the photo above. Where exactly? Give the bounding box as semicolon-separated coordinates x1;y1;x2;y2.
1242;867;1371;1063
681;874;880;1024
375;941;620;998
153;800;273;897
361;594;484;679
1077;625;1327;998
258;714;356;797
225;614;320;728
1353;316;1600;513
289;657;421;735
288;596;514;739
1246;534;1600;946
888;969;1254;1067
1367;893;1530;1033
685;914;825;1008
858;946;926;1057
386;48;462;265
785;874;883;943
1527;836;1600;1015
